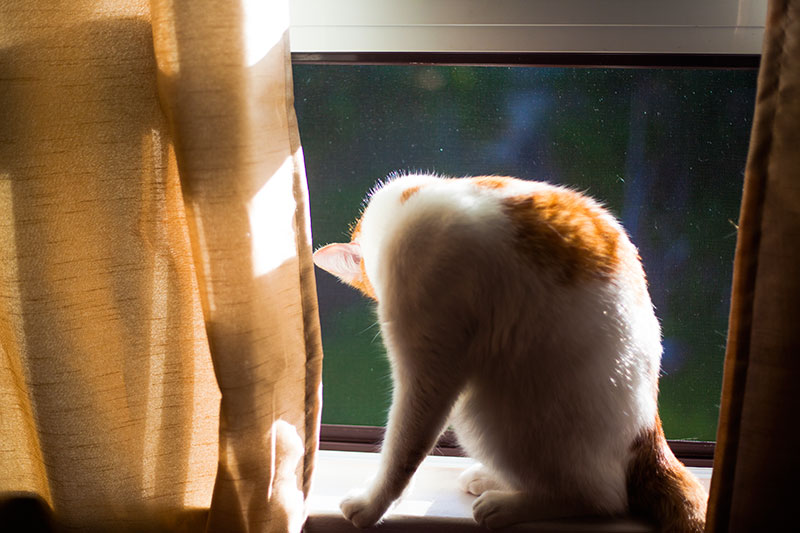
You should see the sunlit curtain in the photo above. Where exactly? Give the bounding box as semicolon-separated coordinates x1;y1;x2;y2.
707;0;800;531
0;0;323;532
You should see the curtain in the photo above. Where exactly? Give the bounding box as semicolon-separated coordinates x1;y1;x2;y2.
0;1;323;532
707;0;800;531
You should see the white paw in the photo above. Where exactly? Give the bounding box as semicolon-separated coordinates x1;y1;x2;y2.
458;463;504;496
472;490;527;529
340;491;387;529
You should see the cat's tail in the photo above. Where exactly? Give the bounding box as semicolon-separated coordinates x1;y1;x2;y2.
626;415;708;533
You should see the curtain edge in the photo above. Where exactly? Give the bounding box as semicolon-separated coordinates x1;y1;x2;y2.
706;1;789;531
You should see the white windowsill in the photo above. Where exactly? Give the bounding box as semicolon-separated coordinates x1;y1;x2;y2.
306;450;713;532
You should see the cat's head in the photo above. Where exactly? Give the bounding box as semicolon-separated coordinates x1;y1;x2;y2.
313;209;379;300
312;173;435;301
313;238;377;300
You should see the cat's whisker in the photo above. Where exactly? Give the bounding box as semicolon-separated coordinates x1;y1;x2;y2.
358;321;380;335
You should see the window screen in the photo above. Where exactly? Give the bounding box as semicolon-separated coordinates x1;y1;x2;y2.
293;64;757;441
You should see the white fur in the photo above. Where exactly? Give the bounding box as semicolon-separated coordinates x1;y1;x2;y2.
323;174;663;528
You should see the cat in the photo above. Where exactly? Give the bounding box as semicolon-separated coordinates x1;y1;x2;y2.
313;173;708;531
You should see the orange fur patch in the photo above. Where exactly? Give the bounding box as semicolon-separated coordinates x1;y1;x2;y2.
400;185;423;204
346;218;377;300
626;416;707;532
349;217;363;241
502;189;622;283
470;176;512;190
350;259;377;300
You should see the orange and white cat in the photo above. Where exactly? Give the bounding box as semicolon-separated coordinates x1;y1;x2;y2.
313;174;707;531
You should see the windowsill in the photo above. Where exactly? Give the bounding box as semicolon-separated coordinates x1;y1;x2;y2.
306;450;713;532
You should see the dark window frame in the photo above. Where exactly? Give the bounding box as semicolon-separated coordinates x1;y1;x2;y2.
292;51;759;69
320;424;715;468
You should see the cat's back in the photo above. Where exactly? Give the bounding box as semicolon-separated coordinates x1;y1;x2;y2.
359;174;555;263
357;174;512;251
357;174;642;298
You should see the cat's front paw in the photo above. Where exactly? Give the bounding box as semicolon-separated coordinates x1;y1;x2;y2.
340;491;388;529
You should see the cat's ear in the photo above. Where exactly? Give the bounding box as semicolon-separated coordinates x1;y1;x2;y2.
313;242;363;285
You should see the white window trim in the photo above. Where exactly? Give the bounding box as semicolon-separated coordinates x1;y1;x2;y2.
290;0;766;55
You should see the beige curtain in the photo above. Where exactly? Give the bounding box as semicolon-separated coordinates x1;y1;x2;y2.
707;0;800;531
0;1;323;532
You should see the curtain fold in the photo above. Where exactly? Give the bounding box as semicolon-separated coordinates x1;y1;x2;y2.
0;0;322;531
707;0;800;531
150;0;323;531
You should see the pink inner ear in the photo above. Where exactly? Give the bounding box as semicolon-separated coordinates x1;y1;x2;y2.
313;242;363;283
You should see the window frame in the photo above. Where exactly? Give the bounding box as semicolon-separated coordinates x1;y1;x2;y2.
319;424;716;468
289;0;766;56
291;0;764;469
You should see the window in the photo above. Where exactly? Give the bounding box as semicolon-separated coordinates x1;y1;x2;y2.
289;0;764;462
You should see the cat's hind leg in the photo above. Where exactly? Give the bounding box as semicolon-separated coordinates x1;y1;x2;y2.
472;479;627;529
473;490;534;529
458;463;508;496
473;489;594;529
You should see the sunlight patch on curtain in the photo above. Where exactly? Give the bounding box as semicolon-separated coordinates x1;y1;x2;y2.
268;419;305;532
142;251;168;499
243;0;288;67
249;154;298;278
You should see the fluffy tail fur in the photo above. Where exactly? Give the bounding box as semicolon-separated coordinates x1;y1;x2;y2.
626;416;708;532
